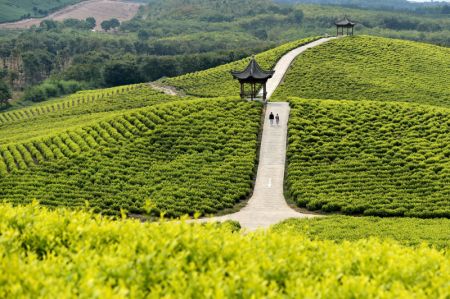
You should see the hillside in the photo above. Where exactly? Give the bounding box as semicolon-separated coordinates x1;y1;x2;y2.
0;0;82;23
1;0;449;106
0;31;449;296
162;37;320;98
0;86;261;216
273;36;450;107
286;98;450;218
1;203;449;298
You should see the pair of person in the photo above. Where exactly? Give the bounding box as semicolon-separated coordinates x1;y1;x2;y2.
269;112;280;126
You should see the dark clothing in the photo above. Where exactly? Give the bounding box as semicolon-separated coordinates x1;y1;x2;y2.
269;113;274;120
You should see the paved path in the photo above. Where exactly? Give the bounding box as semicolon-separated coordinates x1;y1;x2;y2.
259;37;336;100
196;38;336;231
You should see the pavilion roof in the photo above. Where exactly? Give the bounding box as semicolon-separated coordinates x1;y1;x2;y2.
231;57;274;81
335;17;355;26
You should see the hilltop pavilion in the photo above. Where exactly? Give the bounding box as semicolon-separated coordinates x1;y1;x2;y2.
335;17;355;36
231;56;274;102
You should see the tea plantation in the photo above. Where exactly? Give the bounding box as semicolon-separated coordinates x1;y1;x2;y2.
0;91;261;216
162;36;320;97
1;203;448;298
274;216;450;249
286;98;450;218
273;36;450;107
1;34;450;297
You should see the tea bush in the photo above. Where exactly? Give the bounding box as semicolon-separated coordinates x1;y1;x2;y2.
163;37;320;97
0;203;448;298
273;36;450;107
273;216;450;249
0;98;262;217
286;98;450;218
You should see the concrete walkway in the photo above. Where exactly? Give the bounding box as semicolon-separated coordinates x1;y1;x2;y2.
198;102;315;230
196;38;335;230
259;37;336;100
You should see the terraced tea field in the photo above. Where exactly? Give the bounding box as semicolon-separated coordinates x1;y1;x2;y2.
286;98;450;218
0;96;261;216
162;36;320;98
273;36;450;107
0;85;181;144
274;216;450;249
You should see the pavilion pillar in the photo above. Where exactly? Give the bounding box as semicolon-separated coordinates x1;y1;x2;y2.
252;83;256;100
263;83;267;102
240;82;244;99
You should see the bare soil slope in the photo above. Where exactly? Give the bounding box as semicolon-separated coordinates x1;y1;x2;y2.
0;0;142;30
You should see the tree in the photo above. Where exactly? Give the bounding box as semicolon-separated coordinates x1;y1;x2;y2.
101;20;112;31
138;30;150;41
109;18;120;30
39;19;58;30
86;17;96;29
442;5;450;14
103;60;143;86
290;8;304;24
0;80;11;106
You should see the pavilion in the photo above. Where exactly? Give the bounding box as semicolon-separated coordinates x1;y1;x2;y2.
231;56;274;102
335;17;355;36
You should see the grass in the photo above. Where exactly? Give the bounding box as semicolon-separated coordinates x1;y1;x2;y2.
286;98;450;218
272;36;450;107
273;216;450;249
1;203;449;298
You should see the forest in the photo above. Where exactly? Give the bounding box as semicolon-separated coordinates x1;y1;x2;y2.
0;0;82;23
0;0;449;108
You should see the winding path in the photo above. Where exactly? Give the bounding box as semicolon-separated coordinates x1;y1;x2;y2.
198;37;336;231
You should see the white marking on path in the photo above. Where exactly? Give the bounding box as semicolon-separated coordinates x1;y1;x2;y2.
268;178;272;188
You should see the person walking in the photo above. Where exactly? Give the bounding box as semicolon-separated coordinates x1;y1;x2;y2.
275;113;280;126
269;112;274;126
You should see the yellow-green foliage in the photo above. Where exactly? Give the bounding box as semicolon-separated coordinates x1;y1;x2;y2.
0;203;449;298
273;36;450;107
0;98;261;217
273;216;450;249
287;98;450;218
163;37;320;97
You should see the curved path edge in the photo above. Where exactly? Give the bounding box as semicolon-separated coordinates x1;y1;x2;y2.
196;37;336;231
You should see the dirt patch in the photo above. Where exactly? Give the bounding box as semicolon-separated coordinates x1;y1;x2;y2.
148;82;185;97
0;0;143;30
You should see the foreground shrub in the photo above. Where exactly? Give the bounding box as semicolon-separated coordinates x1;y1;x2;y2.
0;203;449;298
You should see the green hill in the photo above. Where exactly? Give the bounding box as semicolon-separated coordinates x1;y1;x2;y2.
0;0;82;23
2;35;450;219
1;203;448;298
162;37;320;98
287;98;450;218
0;83;261;217
273;36;450;107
